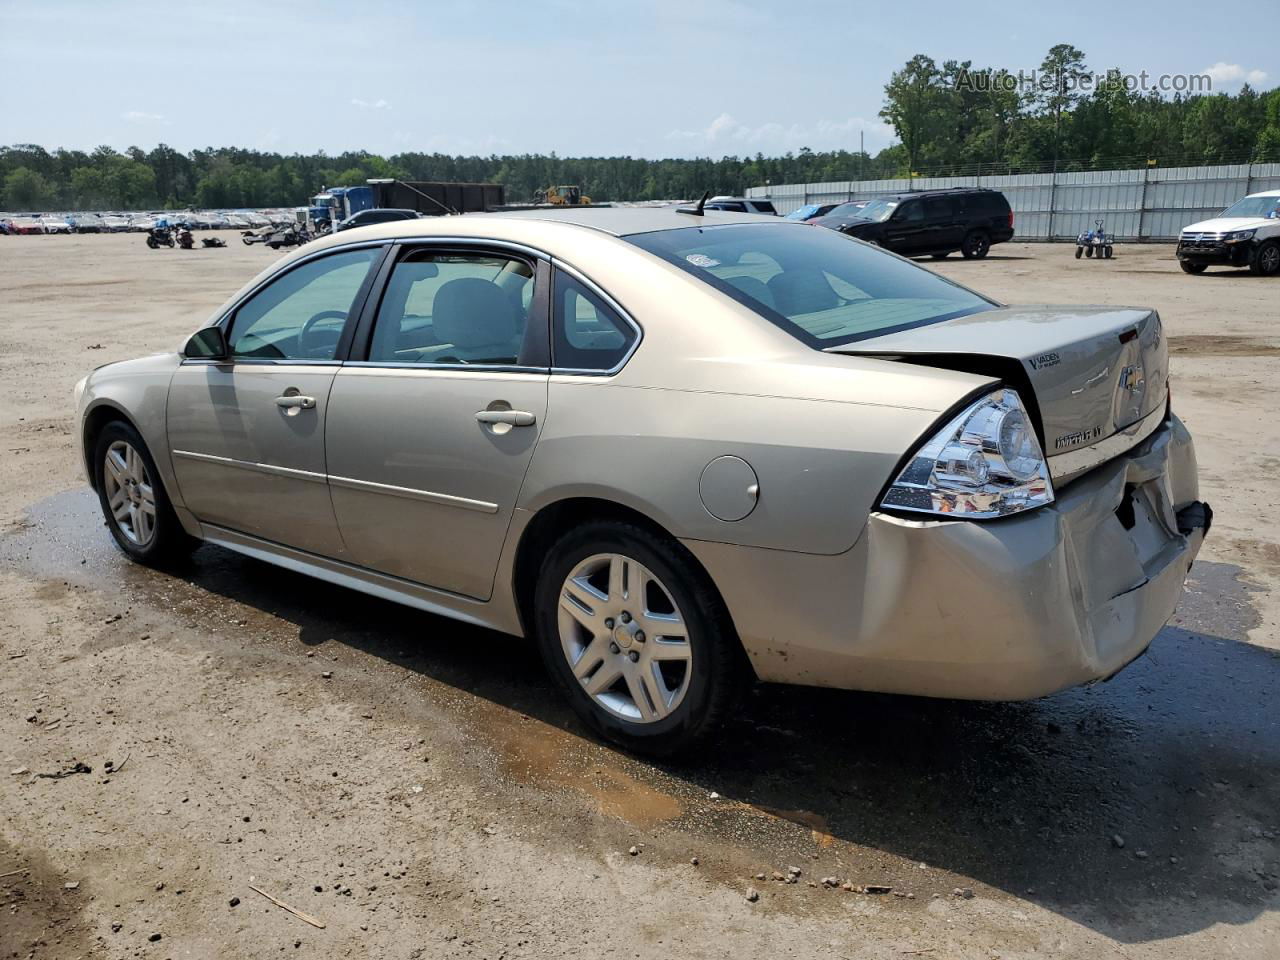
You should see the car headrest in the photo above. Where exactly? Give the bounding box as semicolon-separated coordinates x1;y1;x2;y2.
767;267;839;315
724;275;776;311
433;277;521;348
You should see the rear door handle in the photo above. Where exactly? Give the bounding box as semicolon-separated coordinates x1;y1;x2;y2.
475;409;536;427
275;395;316;409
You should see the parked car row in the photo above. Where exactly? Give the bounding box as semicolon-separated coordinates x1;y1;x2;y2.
0;208;302;236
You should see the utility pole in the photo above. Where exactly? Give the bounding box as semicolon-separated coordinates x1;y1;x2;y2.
860;130;864;181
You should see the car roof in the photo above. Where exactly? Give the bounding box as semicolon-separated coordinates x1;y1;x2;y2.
427;206;780;237
1246;189;1280;198
351;208;418;217
885;188;1001;200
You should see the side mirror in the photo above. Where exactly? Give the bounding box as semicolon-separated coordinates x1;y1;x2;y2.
184;326;228;360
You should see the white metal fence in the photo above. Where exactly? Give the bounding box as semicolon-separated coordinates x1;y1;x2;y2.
745;163;1280;241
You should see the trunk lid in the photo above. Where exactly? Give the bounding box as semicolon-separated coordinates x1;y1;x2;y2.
827;305;1168;479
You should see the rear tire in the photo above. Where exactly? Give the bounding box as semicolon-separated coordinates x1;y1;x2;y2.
961;230;990;259
1179;260;1207;274
533;520;748;756
1075;246;1083;259
1104;245;1114;259
92;420;195;566
1086;246;1094;258
1249;240;1280;276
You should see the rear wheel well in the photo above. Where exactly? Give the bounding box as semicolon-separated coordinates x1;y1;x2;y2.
82;404;136;490
511;498;749;671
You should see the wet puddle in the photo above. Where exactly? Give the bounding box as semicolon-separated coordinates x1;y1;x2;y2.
5;486;1280;935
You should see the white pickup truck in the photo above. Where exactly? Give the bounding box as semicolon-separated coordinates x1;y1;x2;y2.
1177;189;1280;276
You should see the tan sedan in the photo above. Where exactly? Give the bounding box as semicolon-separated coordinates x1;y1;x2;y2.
74;207;1211;753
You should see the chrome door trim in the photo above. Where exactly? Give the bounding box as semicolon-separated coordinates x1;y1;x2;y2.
548;258;644;376
340;362;548;377
201;523;505;632
328;474;499;513
171;449;328;484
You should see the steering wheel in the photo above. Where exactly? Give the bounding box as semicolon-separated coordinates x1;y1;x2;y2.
297;310;348;358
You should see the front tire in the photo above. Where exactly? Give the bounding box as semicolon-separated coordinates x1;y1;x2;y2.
1249;240;1280;276
533;520;747;755
961;230;990;259
1180;260;1207;274
93;420;194;565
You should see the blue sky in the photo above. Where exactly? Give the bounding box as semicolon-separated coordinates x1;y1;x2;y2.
1;0;1274;158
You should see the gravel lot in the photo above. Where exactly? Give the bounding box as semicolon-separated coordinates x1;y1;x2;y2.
2;232;1277;959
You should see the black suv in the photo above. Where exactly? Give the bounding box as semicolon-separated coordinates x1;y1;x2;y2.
818;188;1014;259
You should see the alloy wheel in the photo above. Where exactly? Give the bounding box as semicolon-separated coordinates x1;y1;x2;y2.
557;552;693;723
103;440;157;546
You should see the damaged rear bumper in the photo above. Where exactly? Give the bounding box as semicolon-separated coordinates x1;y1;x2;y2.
686;413;1209;700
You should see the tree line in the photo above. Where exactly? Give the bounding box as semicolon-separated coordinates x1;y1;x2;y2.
2;44;1277;212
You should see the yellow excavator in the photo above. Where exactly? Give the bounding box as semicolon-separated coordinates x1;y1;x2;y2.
534;185;592;205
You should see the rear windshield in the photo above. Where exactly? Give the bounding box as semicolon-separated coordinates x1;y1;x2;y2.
627;223;993;348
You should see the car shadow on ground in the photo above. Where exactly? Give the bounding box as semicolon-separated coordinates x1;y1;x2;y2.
7;489;1279;945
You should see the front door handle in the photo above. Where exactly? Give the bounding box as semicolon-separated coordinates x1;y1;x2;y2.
475;409;536;427
275;395;316;409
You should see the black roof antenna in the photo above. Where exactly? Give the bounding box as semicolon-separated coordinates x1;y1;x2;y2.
676;191;711;216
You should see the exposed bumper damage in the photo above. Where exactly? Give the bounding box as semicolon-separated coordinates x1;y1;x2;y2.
686;413;1209;701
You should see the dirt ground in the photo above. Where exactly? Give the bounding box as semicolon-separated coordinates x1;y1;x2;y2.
1;233;1277;959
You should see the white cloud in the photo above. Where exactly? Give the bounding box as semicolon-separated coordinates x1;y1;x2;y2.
351;98;391;110
1201;62;1268;88
666;112;894;155
121;110;166;124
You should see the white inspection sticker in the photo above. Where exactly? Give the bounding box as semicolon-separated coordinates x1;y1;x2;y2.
685;253;720;268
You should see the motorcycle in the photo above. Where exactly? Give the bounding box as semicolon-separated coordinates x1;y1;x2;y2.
265;225;310;250
241;226;272;245
145;226;175;249
202;236;227;248
177;228;195;250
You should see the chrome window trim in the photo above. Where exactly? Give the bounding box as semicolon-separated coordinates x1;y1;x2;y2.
548;257;644;377
172;449;327;484
389;235;551;262
328;475;499;513
1047;402;1167;484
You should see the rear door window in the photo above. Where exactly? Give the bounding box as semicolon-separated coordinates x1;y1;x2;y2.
552;272;637;371
368;250;534;366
